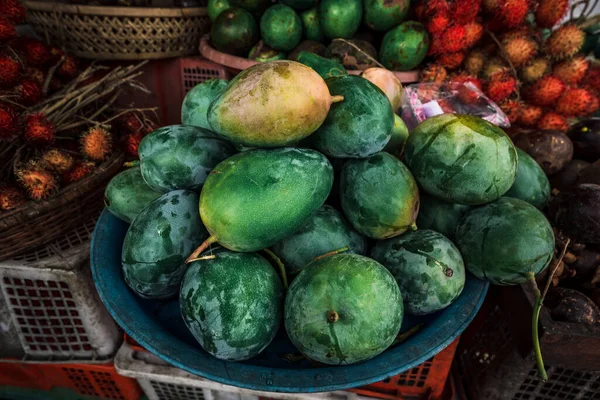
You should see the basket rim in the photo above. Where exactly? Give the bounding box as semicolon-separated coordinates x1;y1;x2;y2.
21;0;207;17
0;151;124;229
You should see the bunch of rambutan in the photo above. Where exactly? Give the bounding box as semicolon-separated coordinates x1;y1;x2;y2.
417;0;600;133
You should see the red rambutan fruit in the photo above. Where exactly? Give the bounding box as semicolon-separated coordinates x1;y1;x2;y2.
15;162;58;201
80;127;112;161
424;0;451;16
464;22;484;49
524;75;566;106
23;113;55;146
518;104;543;126
582;65;600;93
0;0;26;24
552;56;589;85
19;38;52;67
0;103;20;141
56;56;78;80
483;57;510;79
441;25;468;53
546;25;586;60
494;0;530;30
437;52;466;69
450;73;483;90
123;132;144;158
117;112;144;134
499;99;520;123
428;35;444;56
486;72;517;102
521;58;551;83
427;13;450;35
535;0;569;29
41;148;74;173
464;50;486;75
555;87;598;117
420;63;448;82
453;0;481;24
49;46;65;63
0;16;16;43
455;83;481;104
502;36;538;67
0;184;26;211
537;112;569;132
25;67;45;86
63;161;95;185
15;79;42;106
483;0;501;12
0;56;20;87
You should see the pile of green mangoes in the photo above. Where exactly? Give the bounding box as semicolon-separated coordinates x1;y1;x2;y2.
104;60;554;365
208;0;429;72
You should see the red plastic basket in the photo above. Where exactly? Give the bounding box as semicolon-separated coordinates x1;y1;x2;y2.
179;57;231;95
0;361;142;400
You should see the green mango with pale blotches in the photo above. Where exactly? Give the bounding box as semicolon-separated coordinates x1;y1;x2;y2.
416;192;471;240
260;5;303;52
296;51;347;79
138;125;236;193
181;79;229;130
384;114;409;157
199;148;333;252
211;8;259;56
104;167;161;224
404;114;517;205
207;61;336;148
364;0;410;32
380;21;429;71
319;0;362;40
311;75;394;158
208;0;233;22
122;190;207;299
281;0;317;10
272;205;366;274
285;253;403;365
340;152;419;239
372;230;466;315
300;7;324;42
455;197;555;286
180;249;282;361
505;148;550;210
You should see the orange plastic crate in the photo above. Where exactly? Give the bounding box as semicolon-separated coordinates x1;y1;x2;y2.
179;57;231;96
0;361;142;400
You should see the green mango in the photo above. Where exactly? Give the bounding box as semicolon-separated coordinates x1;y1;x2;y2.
231;0;269;16
194;148;333;256
371;230;465;315
285;253;403;365
122;190;207;299
319;0;363;40
364;0;410;32
272;205;367;274
404;114;517;205
280;0;317;10
505;148;550;210
208;0;233;22
380;21;429;71
104;167;161;224
340;152;419;239
416;192;471;241
455;197;554;286
207;60;338;148
181;79;229;130
138;125;237;193
288;40;327;60
300;7;324;42
211;8;259;56
248;40;286;62
312;75;394;158
180;249;282;361
296;51;347;79
384;114;409;156
260;5;303;52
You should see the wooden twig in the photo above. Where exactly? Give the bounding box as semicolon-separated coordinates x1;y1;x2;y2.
42;57;64;96
485;29;521;100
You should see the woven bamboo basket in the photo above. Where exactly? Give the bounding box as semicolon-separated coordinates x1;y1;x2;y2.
22;1;210;60
0;151;125;262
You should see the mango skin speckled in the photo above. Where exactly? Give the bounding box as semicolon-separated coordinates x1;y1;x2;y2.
311;75;394;158
139;125;236;193
364;0;409;32
104;167;161;224
300;7;324;42
272;205;366;274
180;249;282;361
285;253;403;365
455;197;555;285
371;230;466;315
260;4;303;52
181;79;229;131
404;114;518;205
200;147;334;252
416;193;471;241
379;21;429;71
340;152;419;239
505;148;551;210
122;190;207;299
208;61;333;148
319;0;362;40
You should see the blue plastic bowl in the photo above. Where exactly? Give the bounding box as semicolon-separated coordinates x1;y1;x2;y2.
91;209;488;393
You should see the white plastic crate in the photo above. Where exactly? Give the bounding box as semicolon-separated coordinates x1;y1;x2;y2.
115;342;370;400
0;214;121;361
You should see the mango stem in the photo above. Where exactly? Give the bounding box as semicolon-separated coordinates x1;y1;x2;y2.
186;254;216;262
185;235;218;264
331;95;344;103
529;273;548;382
263;249;288;289
313;246;349;262
327;310;339;323
123;160;140;168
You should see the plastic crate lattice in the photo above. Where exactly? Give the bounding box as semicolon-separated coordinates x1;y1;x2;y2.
150;380;207;400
